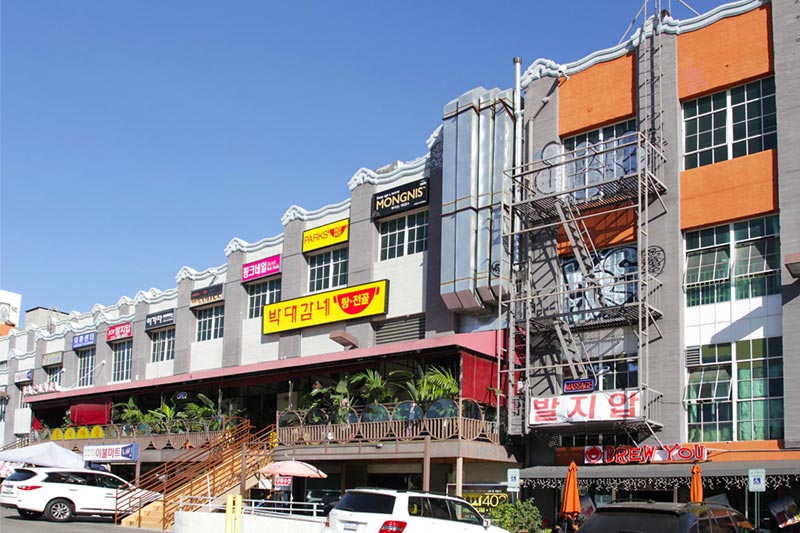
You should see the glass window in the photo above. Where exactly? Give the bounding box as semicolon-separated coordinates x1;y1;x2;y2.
308;248;348;293
684;77;776;170
111;340;133;382
196;305;224;342
448;500;483;525
686;337;783;442
563;119;638;200
77;347;96;387
247;278;282;319
150;328;175;362
684;215;780;306
379;211;429;261
45;366;62;387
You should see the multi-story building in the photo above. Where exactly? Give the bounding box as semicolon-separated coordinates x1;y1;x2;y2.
1;0;798;526
506;0;800;524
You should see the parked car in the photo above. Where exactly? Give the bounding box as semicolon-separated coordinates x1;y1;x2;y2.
0;467;157;522
578;500;755;533
307;488;342;504
322;487;512;533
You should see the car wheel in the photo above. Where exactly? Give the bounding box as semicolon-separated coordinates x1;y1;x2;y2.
45;498;74;522
17;509;43;520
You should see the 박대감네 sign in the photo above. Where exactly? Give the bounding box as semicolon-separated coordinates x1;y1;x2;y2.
302;219;349;253
263;280;388;334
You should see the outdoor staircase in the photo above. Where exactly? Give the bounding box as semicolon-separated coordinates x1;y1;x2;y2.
116;421;277;531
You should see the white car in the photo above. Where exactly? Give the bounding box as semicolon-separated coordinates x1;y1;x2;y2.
0;466;154;522
323;488;512;533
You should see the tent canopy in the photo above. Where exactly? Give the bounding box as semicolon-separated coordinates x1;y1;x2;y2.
0;442;84;469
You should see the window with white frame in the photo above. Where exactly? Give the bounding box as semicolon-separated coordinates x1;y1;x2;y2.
247;278;282;319
563;353;639;391
196;305;224;342
683;77;776;170
563;119;638;200
685;337;783;442
17;386;28;409
150;328;175;362
684;215;780;306
112;340;133;382
379;211;429;261
308;248;348;293
45;366;62;387
77;347;96;387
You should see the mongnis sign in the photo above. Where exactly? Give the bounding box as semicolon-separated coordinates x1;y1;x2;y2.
584;443;708;465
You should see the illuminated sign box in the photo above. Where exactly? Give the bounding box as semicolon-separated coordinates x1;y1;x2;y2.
72;332;97;350
302;219;349;253
529;390;640;426
145;309;175;331
106;322;133;342
190;284;224;307
263;280;388;334
371;179;429;219
242;254;281;283
563;378;596;394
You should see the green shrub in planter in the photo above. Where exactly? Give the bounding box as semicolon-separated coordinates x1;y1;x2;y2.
489;498;543;533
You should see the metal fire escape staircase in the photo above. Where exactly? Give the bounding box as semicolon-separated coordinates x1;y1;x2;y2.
501;6;670;440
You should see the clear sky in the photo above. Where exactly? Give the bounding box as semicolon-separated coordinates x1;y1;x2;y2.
1;0;727;323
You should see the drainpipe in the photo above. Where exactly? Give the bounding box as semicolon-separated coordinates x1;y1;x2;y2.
514;57;523;168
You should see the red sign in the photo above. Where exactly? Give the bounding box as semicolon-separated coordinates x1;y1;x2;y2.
584;444;708;464
106;322;132;342
274;476;292;489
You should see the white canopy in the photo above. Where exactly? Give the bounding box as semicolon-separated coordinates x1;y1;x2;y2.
0;442;84;469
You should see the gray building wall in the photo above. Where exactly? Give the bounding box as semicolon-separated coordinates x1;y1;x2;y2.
773;0;800;449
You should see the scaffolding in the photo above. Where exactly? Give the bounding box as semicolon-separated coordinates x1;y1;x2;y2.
500;9;670;444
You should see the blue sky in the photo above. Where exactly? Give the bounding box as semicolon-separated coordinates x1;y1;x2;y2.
1;0;726;322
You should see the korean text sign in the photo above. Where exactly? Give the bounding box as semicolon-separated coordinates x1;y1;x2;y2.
242;254;281;283
263;280;388;334
529;390;640;425
302;219;349;253
106;322;133;342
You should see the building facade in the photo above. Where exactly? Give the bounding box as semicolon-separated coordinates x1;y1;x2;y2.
1;0;798;526
509;0;800;527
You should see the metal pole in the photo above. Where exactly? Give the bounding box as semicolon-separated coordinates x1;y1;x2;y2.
423;436;431;491
456;456;464;497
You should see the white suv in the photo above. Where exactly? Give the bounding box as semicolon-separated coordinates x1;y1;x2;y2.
323;488;511;533
0;467;150;522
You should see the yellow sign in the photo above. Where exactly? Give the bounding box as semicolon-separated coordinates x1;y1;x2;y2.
90;425;105;439
50;428;63;441
63;427;77;440
302;218;349;253
263;280;388;334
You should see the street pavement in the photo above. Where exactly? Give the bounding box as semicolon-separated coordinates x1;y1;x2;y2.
1;505;133;533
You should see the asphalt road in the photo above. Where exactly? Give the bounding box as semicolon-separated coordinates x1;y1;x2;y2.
0;506;132;533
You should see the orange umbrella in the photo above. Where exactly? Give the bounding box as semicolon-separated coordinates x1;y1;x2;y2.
560;461;581;519
690;464;703;503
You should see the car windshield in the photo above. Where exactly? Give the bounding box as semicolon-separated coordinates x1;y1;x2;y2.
580;510;680;533
335;492;395;514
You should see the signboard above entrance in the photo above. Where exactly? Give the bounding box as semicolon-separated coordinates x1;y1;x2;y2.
302;219;349;253
263;280;388;334
371;179;429;219
584;443;708;464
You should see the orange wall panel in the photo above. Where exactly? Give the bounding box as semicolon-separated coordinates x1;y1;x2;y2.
559;53;636;137
558;207;636;256
678;5;772;100
680;150;777;230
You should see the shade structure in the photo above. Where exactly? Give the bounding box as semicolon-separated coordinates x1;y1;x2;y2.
560;461;581;519
258;460;327;478
0;442;84;469
690;464;704;503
